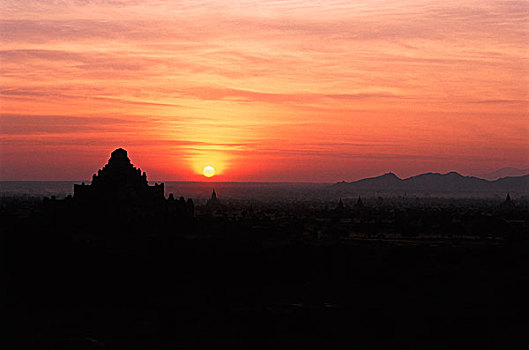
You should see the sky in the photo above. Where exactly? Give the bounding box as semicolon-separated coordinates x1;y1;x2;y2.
1;0;528;181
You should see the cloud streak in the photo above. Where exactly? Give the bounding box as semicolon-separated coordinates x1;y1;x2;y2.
1;0;528;180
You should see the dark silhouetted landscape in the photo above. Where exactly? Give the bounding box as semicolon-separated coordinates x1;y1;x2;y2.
2;149;529;349
332;171;529;196
3;0;528;348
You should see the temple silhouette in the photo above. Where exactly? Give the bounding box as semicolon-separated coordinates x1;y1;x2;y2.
70;148;194;222
202;188;226;215
74;148;164;204
206;189;219;207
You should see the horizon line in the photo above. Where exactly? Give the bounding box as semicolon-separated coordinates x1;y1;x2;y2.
2;169;529;183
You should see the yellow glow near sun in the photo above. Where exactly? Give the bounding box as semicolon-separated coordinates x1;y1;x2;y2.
203;165;215;177
190;151;229;178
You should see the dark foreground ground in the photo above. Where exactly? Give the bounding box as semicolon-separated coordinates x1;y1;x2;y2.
2;194;529;349
4;233;529;349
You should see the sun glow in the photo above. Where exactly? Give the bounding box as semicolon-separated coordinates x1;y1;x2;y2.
1;1;527;181
191;153;229;180
203;166;215;178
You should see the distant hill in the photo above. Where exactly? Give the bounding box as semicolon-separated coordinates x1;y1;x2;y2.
331;172;529;194
477;167;529;180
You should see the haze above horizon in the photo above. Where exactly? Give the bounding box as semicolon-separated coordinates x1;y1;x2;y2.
1;1;528;181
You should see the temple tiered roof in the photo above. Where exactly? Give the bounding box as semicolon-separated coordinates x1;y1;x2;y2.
74;148;164;204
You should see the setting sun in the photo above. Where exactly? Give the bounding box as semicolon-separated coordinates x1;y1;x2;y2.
0;0;527;182
203;166;215;178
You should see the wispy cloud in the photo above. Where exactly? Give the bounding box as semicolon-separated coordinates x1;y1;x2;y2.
1;0;527;180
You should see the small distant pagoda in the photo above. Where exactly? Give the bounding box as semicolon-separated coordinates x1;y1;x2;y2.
74;148;164;205
207;189;219;206
203;188;226;215
354;196;364;209
500;193;516;211
335;198;345;212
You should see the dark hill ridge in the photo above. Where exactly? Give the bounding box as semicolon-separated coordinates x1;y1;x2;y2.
332;172;529;194
478;167;529;180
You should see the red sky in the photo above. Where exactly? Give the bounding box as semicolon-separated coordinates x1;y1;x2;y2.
1;0;528;181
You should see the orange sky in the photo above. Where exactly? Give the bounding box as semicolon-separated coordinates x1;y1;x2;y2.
1;0;528;181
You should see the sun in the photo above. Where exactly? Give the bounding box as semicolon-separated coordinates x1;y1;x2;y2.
203;165;215;178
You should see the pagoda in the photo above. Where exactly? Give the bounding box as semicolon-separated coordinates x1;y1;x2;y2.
74;148;164;205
